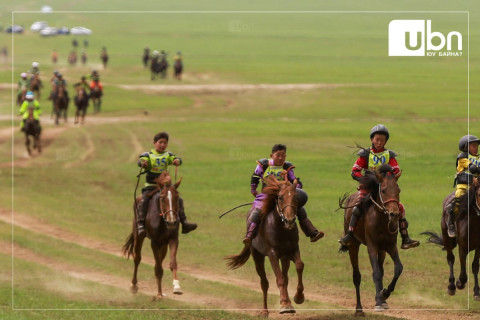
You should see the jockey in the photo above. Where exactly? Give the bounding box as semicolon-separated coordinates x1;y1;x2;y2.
137;132;197;236
19;91;41;131
243;144;324;245
74;76;91;101
447;135;480;237
29;61;40;77
338;124;420;249
90;69;100;82
89;72;103;97
174;51;183;64
17;73;29;98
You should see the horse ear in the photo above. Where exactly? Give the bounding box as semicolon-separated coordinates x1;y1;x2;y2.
374;170;384;182
394;170;402;181
174;177;182;189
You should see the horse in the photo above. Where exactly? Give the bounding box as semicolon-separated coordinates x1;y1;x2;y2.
142;52;150;68
123;172;183;300
24;107;41;156
159;58;168;79
150;57;167;80
174;59;183;80
54;85;68;125
29;74;42;100
90;85;102;113
422;178;480;300
225;174;305;316
101;51;109;68
74;86;89;124
338;164;403;316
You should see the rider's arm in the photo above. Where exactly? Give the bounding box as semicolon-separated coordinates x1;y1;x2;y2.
251;163;264;196
352;156;367;179
168;152;182;166
138;152;151;170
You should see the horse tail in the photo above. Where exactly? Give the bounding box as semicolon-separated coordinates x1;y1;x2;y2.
337;192;353;211
420;231;457;250
338;244;349;253
224;245;251;270
122;232;135;259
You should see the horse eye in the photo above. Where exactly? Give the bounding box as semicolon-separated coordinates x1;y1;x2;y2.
279;196;284;201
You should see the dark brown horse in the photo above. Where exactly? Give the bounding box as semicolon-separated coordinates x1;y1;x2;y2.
339;164;403;315
29;74;42;100
226;174;305;316
54;85;68;125
123;172;183;299
24;107;41;156
74;86;89;124
90;85;102;113
174;59;183;80
101;51;109;68
422;179;480;300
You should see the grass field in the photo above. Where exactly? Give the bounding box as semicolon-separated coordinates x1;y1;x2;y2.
1;1;480;319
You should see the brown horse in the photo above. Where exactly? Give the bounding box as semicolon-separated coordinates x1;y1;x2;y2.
90;86;102;113
422;179;480;300
174;59;183;80
74;86;89;124
339;164;403;315
123;172;183;299
24;107;41;156
54;85;68;125
101;51;109;68
225;174;305;316
29;74;42;100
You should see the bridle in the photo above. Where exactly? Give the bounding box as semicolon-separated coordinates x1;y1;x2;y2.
158;186;179;225
275;188;297;225
369;182;400;234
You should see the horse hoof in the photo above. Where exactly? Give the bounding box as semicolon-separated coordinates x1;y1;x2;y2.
474;295;480;301
381;302;389;309
374;305;384;312
259;310;269;318
279;305;295;314
130;284;138;294
294;292;305;304
354;311;365;317
456;281;466;290
173;288;183;295
447;288;456;296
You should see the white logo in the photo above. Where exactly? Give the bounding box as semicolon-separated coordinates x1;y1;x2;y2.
388;20;462;57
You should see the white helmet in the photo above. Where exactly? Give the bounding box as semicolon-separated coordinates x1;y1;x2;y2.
21;72;27;78
32;62;39;67
153;50;159;55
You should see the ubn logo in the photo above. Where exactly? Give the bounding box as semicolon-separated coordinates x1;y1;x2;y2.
388;20;462;56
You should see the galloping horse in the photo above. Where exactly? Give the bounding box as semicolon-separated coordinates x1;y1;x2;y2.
24;107;41;156
54;85;68;125
142;51;150;68
90;85;102;113
226;174;305;316
339;164;403;315
422;179;480;300
101;51;109;68
29;74;42;100
174;59;183;80
123;172;183;299
74;86;89;124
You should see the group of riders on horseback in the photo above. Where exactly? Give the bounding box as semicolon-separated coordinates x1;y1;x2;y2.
144;47;183;80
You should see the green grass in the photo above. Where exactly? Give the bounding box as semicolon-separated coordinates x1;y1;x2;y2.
2;0;480;319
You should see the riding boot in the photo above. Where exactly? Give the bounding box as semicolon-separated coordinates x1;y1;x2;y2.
137;199;148;237
178;198;197;234
399;218;420;249
447;200;458;238
243;208;261;245
297;207;324;242
339;206;362;246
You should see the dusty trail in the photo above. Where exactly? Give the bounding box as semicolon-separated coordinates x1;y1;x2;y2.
1;208;477;319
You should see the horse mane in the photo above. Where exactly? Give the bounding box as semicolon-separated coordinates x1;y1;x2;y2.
155;171;172;186
260;173;290;217
457;182;478;220
356;164;395;207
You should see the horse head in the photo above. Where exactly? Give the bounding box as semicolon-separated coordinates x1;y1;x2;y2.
374;165;401;225
264;173;298;230
155;172;182;230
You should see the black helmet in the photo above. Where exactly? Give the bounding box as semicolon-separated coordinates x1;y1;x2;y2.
458;135;480;152
57;73;62;77
370;124;390;141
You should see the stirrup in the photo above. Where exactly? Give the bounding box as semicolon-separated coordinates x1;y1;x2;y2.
338;232;354;246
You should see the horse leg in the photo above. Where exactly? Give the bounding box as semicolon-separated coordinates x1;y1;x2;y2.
25;134;31;156
457;245;468;290
348;241;364;316
130;234;145;293
293;250;305;305
81;106;86;124
74;108;79;124
268;252;294;314
381;246;403;308
36;133;41;153
472;248;480;300
151;241;168;300
252;249;269;317
367;245;384;311
168;238;182;295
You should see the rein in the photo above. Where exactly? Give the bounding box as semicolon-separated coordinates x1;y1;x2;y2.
275;199;296;224
370;183;400;235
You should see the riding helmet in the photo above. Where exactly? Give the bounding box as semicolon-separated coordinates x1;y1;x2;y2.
20;72;27;78
458;135;480;152
370;124;390;141
32;61;39;67
25;91;34;99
